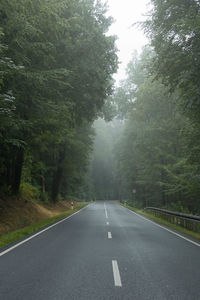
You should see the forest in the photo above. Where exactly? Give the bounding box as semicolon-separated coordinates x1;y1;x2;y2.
0;0;118;203
1;0;200;215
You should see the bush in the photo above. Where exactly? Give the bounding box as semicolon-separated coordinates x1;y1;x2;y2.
20;182;40;201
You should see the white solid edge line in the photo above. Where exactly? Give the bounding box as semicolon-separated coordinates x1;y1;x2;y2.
0;204;90;257
121;205;200;248
108;232;112;239
112;260;122;287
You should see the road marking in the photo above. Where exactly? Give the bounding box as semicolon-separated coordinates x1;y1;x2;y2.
122;206;200;248
0;205;90;257
107;221;109;225
105;210;108;219
112;260;122;287
104;203;108;219
108;232;112;239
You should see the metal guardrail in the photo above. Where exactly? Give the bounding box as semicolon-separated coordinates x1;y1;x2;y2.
144;207;200;233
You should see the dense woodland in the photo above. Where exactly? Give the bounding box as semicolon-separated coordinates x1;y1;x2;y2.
0;0;118;202
1;0;200;214
111;0;200;213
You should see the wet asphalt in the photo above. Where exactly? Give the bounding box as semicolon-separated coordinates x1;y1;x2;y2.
0;201;200;300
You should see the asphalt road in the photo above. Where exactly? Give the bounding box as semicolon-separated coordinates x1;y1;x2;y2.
1;201;200;300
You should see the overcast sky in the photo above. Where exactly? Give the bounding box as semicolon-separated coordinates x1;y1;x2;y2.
106;0;150;83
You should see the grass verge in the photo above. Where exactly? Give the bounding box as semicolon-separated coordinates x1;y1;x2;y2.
0;202;89;249
120;203;200;241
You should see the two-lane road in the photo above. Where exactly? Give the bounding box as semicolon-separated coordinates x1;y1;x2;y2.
1;201;200;299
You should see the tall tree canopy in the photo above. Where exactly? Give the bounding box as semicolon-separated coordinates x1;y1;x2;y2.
113;48;200;213
145;0;200;119
0;0;118;201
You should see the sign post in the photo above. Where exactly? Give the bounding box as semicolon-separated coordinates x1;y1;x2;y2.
71;201;74;210
132;189;136;206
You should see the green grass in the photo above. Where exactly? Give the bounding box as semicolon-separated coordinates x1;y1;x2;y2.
0;202;90;249
120;203;200;241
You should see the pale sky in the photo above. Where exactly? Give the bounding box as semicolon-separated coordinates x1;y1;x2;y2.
106;0;150;84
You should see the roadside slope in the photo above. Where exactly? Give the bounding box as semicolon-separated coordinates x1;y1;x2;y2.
0;198;80;235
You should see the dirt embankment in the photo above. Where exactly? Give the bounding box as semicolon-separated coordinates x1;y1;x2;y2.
0;198;76;236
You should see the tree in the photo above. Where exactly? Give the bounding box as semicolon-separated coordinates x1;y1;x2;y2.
145;0;200;120
81;118;123;200
113;49;199;212
0;26;24;195
0;0;118;200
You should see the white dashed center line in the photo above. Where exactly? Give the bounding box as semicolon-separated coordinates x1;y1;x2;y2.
104;203;108;219
105;210;108;219
112;260;122;287
106;221;109;225
108;232;112;239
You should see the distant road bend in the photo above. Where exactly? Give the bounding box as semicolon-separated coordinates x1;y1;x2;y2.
1;201;200;299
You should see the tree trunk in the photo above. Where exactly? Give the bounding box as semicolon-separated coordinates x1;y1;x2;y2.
41;175;45;194
143;186;147;208
12;148;24;195
162;186;166;207
160;156;166;207
178;191;182;203
51;145;66;203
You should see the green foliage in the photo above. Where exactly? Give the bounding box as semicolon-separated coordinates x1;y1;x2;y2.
0;0;118;200
114;49;200;214
20;182;40;201
113;47;153;120
83;118;123;200
145;0;200;120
